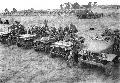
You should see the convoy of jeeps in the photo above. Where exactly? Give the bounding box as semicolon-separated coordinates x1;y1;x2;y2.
0;19;120;73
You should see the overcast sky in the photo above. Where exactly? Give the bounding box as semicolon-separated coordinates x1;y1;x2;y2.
0;0;120;12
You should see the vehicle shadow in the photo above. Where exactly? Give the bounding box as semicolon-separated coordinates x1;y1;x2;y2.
78;62;120;82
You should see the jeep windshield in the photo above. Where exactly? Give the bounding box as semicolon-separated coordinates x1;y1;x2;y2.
19;34;36;38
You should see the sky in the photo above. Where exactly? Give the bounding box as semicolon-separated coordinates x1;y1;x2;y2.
0;0;120;12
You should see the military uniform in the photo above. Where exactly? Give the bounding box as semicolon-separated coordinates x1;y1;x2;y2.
50;27;57;37
57;27;65;41
0;18;3;24
43;20;48;28
113;30;120;53
102;28;112;36
64;26;70;34
28;29;31;34
67;39;79;65
69;23;78;33
14;21;26;35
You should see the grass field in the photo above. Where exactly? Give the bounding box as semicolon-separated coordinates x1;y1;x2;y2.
0;12;120;83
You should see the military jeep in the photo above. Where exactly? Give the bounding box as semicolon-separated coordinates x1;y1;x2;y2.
33;36;56;53
50;41;73;60
17;34;36;49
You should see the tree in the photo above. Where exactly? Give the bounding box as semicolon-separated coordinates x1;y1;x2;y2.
64;2;71;10
5;8;9;13
72;2;80;9
93;2;97;6
30;8;34;11
13;8;17;13
88;2;92;8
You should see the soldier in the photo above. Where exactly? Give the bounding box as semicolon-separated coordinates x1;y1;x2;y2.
30;27;34;34
63;32;71;41
64;25;70;34
10;21;26;35
41;26;48;37
69;23;78;33
45;26;51;35
34;26;39;34
67;39;81;66
101;28;112;36
58;26;63;33
43;19;48;28
113;29;120;53
0;18;3;24
17;21;26;35
28;28;31;34
57;26;64;41
78;36;85;43
73;37;85;63
50;26;57;37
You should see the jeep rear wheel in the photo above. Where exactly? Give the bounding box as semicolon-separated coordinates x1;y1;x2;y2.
17;43;22;47
105;61;114;75
67;57;76;67
77;57;83;67
50;52;56;58
49;48;56;58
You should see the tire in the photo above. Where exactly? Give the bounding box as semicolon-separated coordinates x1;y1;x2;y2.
49;52;56;58
25;41;33;49
77;57;82;67
34;45;39;51
17;43;22;47
67;57;76;67
39;43;45;51
33;43;38;51
6;39;11;46
34;48;39;51
49;48;56;58
45;46;51;53
112;55;120;63
105;61;114;75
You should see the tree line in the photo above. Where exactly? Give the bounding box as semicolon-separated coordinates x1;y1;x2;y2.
60;2;98;10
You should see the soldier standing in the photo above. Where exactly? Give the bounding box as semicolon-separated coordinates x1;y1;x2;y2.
50;26;57;37
43;19;48;28
64;26;70;34
101;28;112;36
113;29;120;53
57;26;64;41
0;18;3;24
28;28;31;34
69;23;78;33
14;21;26;35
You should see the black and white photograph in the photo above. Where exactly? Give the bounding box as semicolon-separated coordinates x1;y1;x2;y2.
0;0;120;83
